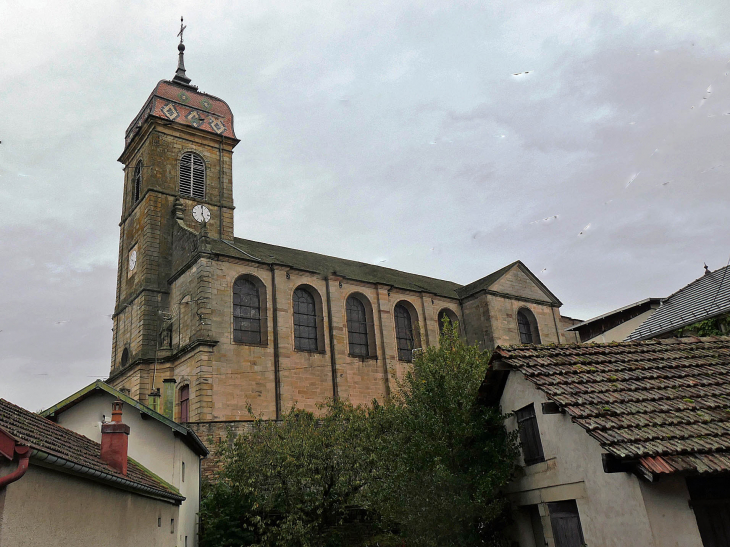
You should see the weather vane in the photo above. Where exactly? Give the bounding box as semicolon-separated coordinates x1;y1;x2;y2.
177;16;187;44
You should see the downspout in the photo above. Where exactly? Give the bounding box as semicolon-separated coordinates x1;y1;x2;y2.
325;276;338;400
218;136;223;240
270;265;282;420
375;285;390;399
0;446;30;489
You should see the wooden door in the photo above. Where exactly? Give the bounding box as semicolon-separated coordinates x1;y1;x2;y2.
548;501;585;547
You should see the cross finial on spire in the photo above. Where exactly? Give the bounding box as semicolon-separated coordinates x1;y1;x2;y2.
177;16;186;44
172;16;195;88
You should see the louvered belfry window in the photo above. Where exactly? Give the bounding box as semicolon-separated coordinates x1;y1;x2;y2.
394;304;415;361
179;152;205;199
346;296;369;357
293;288;318;351
133;160;142;202
233;278;262;344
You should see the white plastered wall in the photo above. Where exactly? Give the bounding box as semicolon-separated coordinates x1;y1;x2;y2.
501;371;662;547
53;391;201;547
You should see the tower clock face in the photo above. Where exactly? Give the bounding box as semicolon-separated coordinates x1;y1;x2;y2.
192;204;211;223
128;249;137;271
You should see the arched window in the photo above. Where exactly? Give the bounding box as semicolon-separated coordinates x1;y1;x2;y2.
133;160;142;202
293;288;318;351
517;308;541;345
179;152;205;200
438;308;459;336
346;296;369;357
179;384;190;422
233;277;262;344
120;348;129;369
394;303;415;361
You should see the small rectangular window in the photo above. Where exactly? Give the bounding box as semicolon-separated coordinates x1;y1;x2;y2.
515;404;545;465
171;518;175;534
158;517;161;527
182;461;185;482
180;385;189;423
185;536;188;547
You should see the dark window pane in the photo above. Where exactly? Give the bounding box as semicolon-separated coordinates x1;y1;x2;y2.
394;304;414;361
133;161;142;202
180;385;190;423
233;278;261;344
346;296;369;356
294;288;318;351
517;310;534;344
516;404;545;465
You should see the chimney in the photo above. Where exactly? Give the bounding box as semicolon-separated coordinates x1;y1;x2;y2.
100;400;130;475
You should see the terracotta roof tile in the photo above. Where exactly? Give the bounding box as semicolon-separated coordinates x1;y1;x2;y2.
0;398;183;501
488;336;730;475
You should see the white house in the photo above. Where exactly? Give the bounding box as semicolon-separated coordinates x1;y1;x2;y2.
479;336;730;547
41;380;208;547
0;397;183;547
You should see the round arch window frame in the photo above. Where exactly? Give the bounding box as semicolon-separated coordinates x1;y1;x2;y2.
516;307;541;345
437;307;460;337
231;273;269;347
393;300;422;362
178;150;207;200
292;284;326;353
343;291;378;359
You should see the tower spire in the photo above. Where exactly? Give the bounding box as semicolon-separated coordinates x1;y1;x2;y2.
172;16;195;88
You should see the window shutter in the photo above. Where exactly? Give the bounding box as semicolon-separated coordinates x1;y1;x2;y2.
191;154;205;199
516;404;545;465
179;153;192;196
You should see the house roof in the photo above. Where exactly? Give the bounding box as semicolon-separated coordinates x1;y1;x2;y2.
209;237;465;299
481;336;730;479
455;260;562;304
626;265;730;341
41;380;208;457
565;298;663;332
0;398;184;503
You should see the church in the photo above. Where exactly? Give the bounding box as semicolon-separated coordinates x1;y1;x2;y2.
107;34;579;443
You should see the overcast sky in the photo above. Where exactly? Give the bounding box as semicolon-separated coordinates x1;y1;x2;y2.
2;0;730;411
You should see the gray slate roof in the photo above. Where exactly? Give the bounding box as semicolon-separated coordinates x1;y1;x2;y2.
626;266;730;341
208;237;464;299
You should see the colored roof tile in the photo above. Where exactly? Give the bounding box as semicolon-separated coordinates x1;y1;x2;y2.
0;398;183;502
485;336;730;476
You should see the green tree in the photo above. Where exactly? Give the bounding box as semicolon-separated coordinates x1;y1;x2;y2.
366;320;519;546
201;321;518;547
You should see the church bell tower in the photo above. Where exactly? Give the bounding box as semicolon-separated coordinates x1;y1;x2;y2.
110;21;239;389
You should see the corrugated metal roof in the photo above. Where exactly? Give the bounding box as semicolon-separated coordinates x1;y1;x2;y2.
626;266;730;341
486;336;730;476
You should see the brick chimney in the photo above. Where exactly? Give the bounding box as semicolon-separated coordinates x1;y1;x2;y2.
100;400;130;475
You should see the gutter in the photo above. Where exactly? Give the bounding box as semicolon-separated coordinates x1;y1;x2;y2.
0;446;30;489
30;449;184;504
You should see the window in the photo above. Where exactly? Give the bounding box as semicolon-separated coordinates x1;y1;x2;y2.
515;404;545;465
181;461;185;482
133;160;142;202
179;385;189;423
517;308;541;345
346;296;369;357
158;517;161;527
293;288;318;351
120;348;129;369
170;518;175;534
394;304;415;361
548;501;585;547
179;151;205;199
687;475;730;547
233;277;262;344
437;308;459;336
